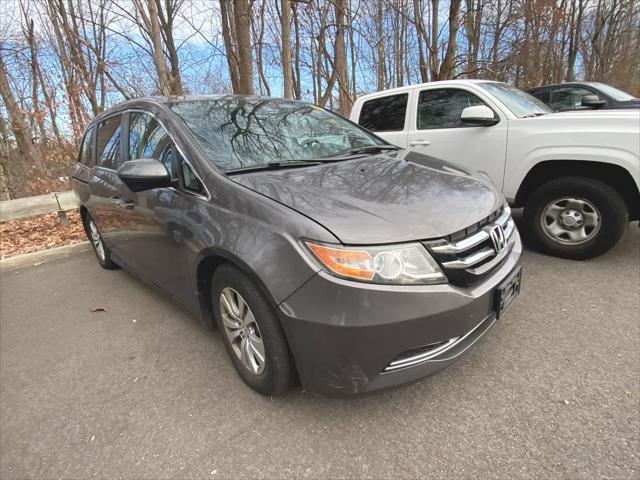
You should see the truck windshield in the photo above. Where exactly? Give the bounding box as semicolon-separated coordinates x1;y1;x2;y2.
590;83;636;101
479;83;553;118
169;97;385;172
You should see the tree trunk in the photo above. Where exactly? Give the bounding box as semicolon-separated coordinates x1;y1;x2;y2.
436;0;461;80
292;3;301;99
333;0;351;115
281;0;294;98
0;54;45;172
220;0;240;93
375;0;385;90
413;0;428;82
234;0;254;95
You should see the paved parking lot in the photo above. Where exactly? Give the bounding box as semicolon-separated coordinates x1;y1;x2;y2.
1;224;639;479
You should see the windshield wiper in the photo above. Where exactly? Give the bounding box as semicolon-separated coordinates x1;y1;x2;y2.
522;112;547;118
226;160;322;175
341;145;401;155
316;145;401;161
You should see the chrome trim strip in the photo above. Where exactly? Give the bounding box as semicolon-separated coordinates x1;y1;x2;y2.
383;314;492;372
431;230;490;254
431;206;511;255
503;218;515;240
466;239;515;275
441;247;495;269
439;218;516;271
497;205;511;225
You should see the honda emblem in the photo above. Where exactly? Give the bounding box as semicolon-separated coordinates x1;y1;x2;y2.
489;225;506;253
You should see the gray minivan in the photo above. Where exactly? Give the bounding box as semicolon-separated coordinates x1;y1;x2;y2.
72;95;522;396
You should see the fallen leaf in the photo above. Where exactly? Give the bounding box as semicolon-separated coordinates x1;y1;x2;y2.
0;210;85;258
89;306;108;313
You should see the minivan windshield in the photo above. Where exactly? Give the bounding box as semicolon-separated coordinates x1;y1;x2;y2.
479;82;553;118
169;97;385;171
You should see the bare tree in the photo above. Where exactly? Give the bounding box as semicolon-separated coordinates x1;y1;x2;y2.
220;0;254;95
281;0;294;98
0;53;44;171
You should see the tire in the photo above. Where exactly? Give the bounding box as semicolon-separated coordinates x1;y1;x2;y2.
212;264;292;396
523;176;628;259
83;213;118;269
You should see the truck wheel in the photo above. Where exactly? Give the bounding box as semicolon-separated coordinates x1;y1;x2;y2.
523;177;628;259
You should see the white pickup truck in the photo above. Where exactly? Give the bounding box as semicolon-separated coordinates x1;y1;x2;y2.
350;80;640;259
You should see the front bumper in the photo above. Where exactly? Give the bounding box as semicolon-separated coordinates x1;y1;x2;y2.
278;230;522;396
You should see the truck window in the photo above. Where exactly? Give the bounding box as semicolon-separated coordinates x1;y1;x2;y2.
358;94;408;132
530;89;549;103
549;86;595;110
417;89;485;130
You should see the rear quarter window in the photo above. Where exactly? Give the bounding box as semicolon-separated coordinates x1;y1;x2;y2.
78;126;95;166
96;115;122;170
358;94;408;132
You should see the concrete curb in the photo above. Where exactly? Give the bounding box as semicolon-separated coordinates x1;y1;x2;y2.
0;241;91;271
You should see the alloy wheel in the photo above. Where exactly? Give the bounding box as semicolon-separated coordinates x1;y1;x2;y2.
219;287;266;375
541;197;601;245
89;220;106;261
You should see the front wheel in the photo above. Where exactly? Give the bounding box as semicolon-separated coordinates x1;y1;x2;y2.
523;177;628;259
212;264;292;396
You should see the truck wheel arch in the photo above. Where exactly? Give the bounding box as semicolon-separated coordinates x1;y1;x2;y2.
513;160;640;220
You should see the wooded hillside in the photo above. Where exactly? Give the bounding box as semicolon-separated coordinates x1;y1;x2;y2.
1;0;638;199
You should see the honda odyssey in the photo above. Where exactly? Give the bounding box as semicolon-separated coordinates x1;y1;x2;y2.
72;95;522;396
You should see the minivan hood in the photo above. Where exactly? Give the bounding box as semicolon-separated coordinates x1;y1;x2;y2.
230;151;502;244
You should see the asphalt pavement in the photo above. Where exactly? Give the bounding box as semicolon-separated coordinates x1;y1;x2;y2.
1;226;638;479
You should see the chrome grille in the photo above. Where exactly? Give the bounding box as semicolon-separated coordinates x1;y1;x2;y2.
425;206;516;287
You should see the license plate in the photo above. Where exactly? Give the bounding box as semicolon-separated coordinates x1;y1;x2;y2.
495;265;522;318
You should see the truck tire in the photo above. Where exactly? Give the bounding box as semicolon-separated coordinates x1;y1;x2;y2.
523;177;628;259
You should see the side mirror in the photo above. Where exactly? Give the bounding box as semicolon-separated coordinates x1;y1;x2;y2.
117;158;172;192
581;95;606;109
461;105;499;126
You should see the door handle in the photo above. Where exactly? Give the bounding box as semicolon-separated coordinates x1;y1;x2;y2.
409;140;431;147
110;196;135;210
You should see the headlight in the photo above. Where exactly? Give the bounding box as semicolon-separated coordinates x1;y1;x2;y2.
303;241;447;285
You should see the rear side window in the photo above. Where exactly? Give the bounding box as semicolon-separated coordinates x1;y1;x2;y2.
417;89;485;130
78;127;95;166
358;94;408;132
96;115;122;169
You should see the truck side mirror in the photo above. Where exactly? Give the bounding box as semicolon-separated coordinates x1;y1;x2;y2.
461;105;499;126
581;95;607;109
